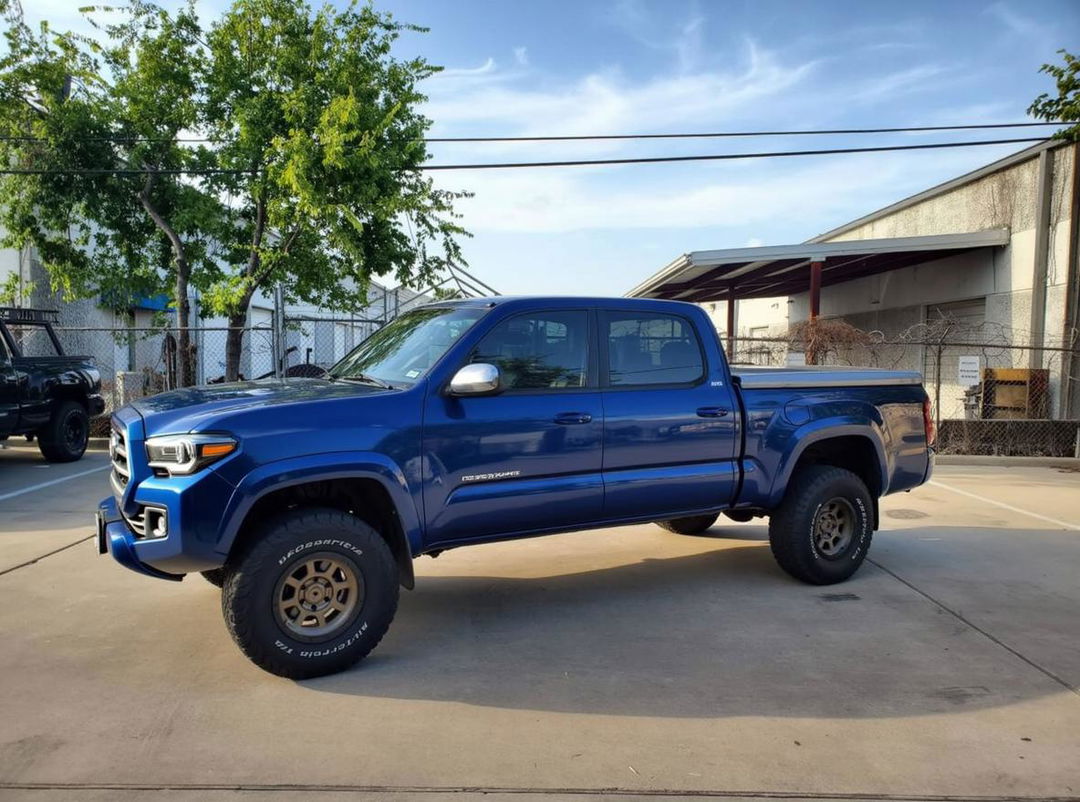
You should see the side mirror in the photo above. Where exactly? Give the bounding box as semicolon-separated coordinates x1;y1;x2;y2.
449;363;501;396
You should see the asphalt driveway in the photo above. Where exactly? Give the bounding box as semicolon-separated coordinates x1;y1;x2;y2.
1;442;1078;801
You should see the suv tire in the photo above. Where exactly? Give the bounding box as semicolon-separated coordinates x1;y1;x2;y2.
222;508;399;679
37;400;89;463
768;465;873;585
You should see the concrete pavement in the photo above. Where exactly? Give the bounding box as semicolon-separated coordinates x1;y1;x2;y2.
1;450;1078;800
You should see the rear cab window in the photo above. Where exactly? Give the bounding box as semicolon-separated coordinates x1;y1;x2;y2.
605;311;704;387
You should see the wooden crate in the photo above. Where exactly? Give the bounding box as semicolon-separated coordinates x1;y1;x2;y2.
979;368;1049;419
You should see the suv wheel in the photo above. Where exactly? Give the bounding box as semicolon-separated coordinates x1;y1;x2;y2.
37;400;89;463
768;465;873;585
222;508;399;679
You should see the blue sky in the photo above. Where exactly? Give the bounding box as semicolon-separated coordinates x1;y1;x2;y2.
377;0;1077;295
29;0;1080;296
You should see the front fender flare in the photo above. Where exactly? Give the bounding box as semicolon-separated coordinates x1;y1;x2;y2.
214;451;422;585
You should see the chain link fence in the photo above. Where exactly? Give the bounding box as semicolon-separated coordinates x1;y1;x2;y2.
727;320;1080;457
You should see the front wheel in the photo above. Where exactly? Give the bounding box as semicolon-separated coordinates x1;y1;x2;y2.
768;465;873;585
37;400;89;463
222;508;399;679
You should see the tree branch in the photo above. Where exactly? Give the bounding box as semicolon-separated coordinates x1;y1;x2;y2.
244;191;266;277
137;168;184;260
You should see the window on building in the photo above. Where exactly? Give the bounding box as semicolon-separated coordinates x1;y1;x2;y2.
607;312;704;386
471;310;589;390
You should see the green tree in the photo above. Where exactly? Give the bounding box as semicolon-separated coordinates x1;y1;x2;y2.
199;0;466;380
0;0;467;384
1029;49;1080;142
0;1;219;385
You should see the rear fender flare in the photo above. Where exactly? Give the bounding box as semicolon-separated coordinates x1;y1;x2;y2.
767;420;889;509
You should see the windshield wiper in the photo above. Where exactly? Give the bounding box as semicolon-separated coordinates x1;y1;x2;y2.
332;373;394;390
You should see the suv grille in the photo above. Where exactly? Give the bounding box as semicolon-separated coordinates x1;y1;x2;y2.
110;425;130;493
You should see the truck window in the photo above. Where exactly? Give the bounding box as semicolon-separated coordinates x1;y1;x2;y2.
330;305;486;387
471;311;589;390
607;312;703;386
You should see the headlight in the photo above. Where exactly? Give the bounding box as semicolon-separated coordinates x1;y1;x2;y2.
145;433;237;476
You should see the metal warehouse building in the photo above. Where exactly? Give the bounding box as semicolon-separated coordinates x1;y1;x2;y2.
630;140;1080;432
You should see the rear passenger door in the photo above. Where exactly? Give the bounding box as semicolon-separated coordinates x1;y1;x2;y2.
600;309;739;519
422;309;604;544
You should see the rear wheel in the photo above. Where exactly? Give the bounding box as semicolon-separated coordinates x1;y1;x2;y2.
768;465;873;585
221;508;399;679
656;514;719;535
38;400;89;463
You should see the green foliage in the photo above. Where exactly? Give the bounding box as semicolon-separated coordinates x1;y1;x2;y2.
0;271;32;305
1029;49;1080;142
196;0;468;320
0;0;468;378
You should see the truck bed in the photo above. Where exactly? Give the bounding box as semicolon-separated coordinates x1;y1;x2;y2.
732;365;922;389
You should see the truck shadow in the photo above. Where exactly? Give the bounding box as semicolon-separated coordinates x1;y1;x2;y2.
302;524;1080;719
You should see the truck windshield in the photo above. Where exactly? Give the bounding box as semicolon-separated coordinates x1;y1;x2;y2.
329;306;486;388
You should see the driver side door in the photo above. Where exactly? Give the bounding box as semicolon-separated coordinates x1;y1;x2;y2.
421;309;604;545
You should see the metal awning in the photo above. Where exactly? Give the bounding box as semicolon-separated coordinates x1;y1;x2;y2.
627;229;1009;303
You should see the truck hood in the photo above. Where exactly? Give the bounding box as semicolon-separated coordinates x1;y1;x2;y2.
129;378;388;434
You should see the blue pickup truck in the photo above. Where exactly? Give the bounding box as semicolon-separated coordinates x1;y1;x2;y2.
96;297;934;678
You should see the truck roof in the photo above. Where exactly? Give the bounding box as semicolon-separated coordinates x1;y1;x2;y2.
431;296;703;312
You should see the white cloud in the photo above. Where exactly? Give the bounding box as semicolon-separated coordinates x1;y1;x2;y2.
437;149;999;235
513;47;528;67
424;40;818;144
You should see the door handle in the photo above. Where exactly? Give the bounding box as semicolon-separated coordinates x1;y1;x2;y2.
554;412;593;425
696;406;729;418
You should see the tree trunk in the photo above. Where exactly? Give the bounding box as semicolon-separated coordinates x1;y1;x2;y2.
138;169;195;386
175;268;195;387
225;310;247;382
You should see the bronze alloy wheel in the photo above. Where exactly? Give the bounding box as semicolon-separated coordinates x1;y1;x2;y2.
813;497;856;559
273;552;365;642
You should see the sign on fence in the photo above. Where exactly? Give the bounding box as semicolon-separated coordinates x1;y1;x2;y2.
958;355;980;386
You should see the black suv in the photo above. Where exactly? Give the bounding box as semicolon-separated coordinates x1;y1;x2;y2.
0;307;105;462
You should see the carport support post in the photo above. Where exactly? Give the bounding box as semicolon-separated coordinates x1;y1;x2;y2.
808;260;823;364
726;297;736;358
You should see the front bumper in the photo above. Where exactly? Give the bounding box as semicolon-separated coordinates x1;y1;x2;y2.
88;393;106;417
97;496;183;581
97;420;237;580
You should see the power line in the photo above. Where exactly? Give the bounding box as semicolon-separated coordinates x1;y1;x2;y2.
420;137;1051;170
0;121;1065;146
0;137;1051;175
425;122;1065;143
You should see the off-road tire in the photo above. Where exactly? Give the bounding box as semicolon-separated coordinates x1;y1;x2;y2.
656;514;719;535
200;568;228;588
37;400;89;463
768;465;873;585
221;508;399;679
